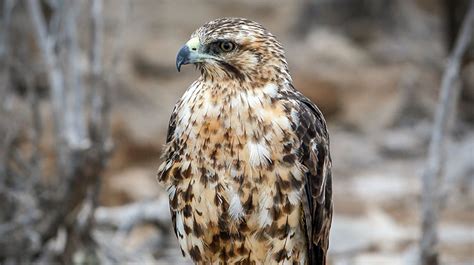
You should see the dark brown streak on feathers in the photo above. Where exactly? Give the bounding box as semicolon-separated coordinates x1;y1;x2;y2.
218;61;246;81
165;105;178;143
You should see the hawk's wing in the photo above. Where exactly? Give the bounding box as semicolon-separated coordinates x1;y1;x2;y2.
157;104;181;244
158;104;179;181
286;90;333;265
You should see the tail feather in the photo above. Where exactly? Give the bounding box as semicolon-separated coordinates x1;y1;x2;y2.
308;244;326;265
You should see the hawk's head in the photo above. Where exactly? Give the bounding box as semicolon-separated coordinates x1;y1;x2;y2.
176;17;290;83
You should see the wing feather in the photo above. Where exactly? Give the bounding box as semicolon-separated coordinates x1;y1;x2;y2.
157;104;182;251
285;90;333;265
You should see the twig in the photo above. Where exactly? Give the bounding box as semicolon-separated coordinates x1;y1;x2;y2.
420;2;474;265
63;0;90;151
92;229;140;264
26;0;68;170
89;0;109;148
94;198;171;231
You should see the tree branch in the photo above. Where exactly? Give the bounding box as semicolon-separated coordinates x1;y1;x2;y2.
89;0;107;142
420;1;474;265
94;198;171;231
26;0;68;170
63;0;90;151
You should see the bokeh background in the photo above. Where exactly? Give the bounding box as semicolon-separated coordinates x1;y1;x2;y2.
1;0;473;264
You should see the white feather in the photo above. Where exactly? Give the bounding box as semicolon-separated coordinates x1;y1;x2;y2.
248;141;270;167
290;108;300;124
230;167;240;178
230;96;241;109
206;100;221;118
175;212;185;237
272;116;291;131
246;92;261;109
258;192;272;227
228;189;244;220
262;83;278;97
175;212;187;255
254;107;267;122
167;186;176;199
287;190;301;205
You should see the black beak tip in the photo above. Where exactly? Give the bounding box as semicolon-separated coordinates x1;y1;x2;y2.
176;45;190;72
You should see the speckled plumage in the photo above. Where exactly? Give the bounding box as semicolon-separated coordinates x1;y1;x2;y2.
158;18;332;265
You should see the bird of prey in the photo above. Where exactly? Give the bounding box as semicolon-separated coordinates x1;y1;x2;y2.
158;17;332;264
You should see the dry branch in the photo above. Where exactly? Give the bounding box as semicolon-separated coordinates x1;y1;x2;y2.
95;197;171;231
90;0;105;133
63;0;90;151
26;1;80;198
420;1;474;265
26;0;66;152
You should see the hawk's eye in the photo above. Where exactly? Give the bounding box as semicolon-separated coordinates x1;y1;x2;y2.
219;41;235;52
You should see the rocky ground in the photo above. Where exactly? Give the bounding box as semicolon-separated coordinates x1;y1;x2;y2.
92;1;474;264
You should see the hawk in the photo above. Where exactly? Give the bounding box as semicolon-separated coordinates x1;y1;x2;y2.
158;17;332;264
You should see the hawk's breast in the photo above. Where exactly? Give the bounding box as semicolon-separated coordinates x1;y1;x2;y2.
160;81;308;264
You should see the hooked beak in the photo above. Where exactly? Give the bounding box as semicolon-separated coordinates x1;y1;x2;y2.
176;37;216;72
176;45;190;72
176;37;201;72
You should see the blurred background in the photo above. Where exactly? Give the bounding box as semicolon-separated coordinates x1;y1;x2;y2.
0;0;473;264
